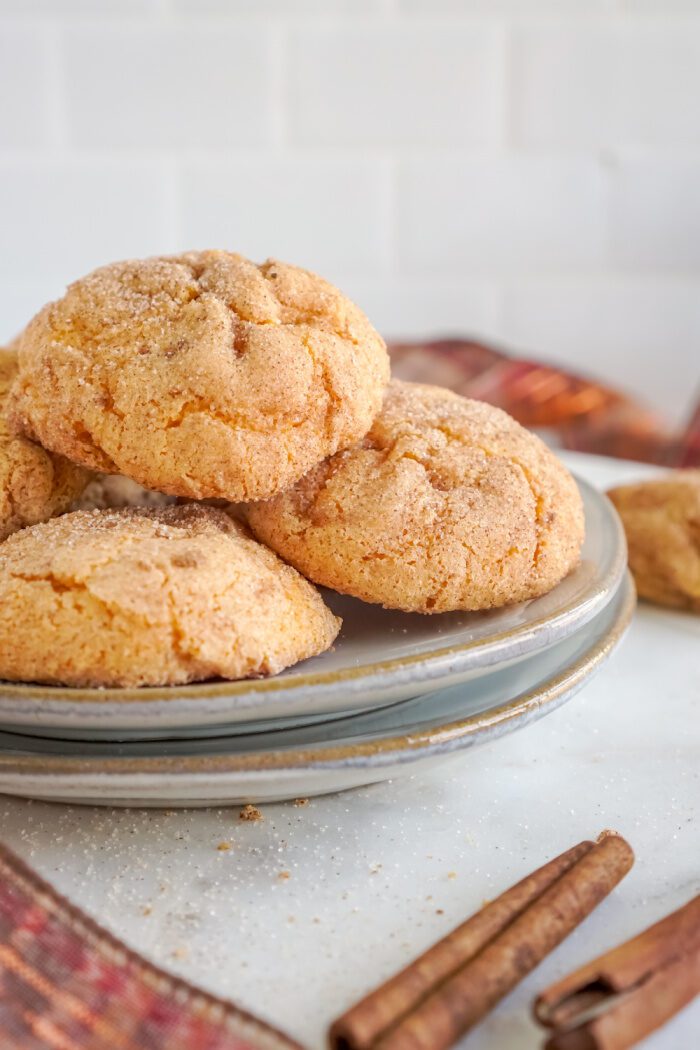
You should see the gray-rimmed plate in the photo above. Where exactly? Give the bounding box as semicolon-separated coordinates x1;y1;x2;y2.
0;572;635;806
0;479;626;740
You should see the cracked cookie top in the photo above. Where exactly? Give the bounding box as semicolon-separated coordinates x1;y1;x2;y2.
246;380;585;613
10;251;389;501
608;471;700;612
0;348;89;541
0;503;341;687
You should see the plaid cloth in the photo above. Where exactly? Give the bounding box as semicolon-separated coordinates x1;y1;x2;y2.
389;338;700;467
0;842;300;1050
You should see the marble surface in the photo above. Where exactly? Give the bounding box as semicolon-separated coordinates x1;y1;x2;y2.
1;452;698;1049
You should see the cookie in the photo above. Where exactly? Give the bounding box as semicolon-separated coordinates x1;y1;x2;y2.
71;474;176;512
608;471;700;611
11;251;389;502
246;381;585;613
0;348;88;542
0;504;340;688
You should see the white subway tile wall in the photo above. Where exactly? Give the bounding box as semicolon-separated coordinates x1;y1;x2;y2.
64;25;275;149
0;25;53;148
398;156;608;271
288;22;505;147
0;2;698;422
512;22;700;147
180;156;392;275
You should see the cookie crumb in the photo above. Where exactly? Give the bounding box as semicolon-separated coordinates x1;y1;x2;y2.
293;798;309;807
447;871;457;880
171;947;187;960
239;804;263;822
278;870;290;881
217;841;232;851
142;905;152;916
436;909;444;915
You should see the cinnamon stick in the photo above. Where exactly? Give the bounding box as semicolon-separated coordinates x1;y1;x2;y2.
330;839;593;1050
535;894;700;1050
329;831;634;1050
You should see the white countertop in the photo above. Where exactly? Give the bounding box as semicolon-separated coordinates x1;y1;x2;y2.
1;452;698;1050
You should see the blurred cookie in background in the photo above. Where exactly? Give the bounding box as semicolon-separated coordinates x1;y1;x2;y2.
608;472;700;612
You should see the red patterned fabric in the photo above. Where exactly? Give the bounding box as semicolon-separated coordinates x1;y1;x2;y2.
388;338;699;467
0;843;300;1050
679;397;700;466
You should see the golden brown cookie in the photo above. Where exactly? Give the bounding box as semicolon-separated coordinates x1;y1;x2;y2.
0;504;340;688
608;472;700;611
246;381;585;613
11;252;389;501
71;474;176;512
0;348;88;542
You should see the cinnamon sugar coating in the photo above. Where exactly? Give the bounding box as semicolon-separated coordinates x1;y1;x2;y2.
246;381;585;613
11;251;389;501
0;348;88;541
0;504;340;688
608;472;700;612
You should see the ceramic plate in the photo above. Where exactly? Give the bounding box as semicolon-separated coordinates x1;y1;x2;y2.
0;572;635;806
0;479;626;740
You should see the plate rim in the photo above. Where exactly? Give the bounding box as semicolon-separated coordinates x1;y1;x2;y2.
0;572;636;780
0;478;627;727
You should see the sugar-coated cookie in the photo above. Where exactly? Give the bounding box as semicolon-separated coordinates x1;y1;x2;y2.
0;348;88;541
0;504;340;687
11;252;388;502
608;471;700;612
246;381;585;613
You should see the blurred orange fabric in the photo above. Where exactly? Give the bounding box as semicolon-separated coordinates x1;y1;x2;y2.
389;338;699;467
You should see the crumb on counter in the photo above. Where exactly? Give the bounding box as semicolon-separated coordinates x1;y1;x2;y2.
239;804;263;822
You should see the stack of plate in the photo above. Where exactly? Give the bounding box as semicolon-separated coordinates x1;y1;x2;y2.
0;478;633;807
